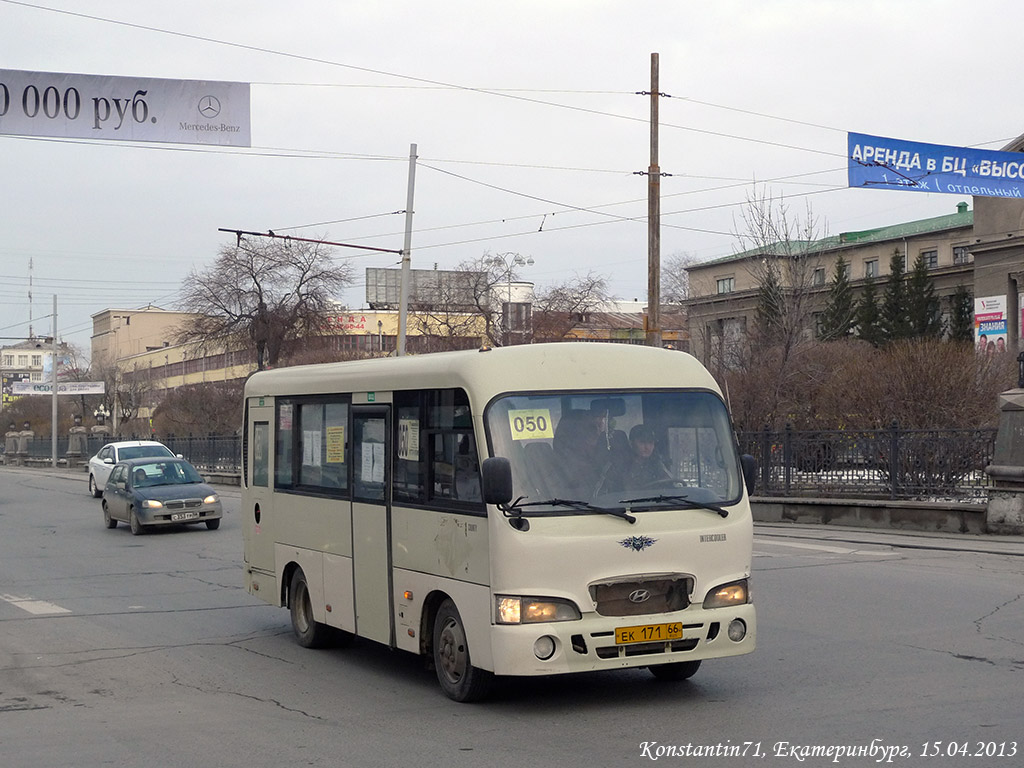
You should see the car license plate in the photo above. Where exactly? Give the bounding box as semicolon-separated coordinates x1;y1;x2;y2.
615;622;683;645
171;511;200;522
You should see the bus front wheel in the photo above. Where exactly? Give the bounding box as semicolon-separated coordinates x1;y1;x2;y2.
649;660;701;681
289;568;332;649
432;599;492;702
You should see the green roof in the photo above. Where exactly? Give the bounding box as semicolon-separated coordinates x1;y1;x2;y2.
695;204;973;267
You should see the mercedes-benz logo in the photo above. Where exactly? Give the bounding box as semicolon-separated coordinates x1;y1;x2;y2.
198;95;221;119
628;589;652;603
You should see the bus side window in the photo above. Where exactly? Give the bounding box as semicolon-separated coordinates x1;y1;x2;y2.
275;403;294;487
454;432;481;502
431;431;481;502
253;422;269;487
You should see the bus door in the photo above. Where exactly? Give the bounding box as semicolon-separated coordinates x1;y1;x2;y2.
245;398;276;576
351;406;393;646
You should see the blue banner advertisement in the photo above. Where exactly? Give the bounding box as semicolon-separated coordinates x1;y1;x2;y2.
848;133;1024;198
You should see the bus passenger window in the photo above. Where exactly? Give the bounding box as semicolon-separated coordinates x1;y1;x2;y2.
253;422;269;487
275;403;294;487
431;432;481;502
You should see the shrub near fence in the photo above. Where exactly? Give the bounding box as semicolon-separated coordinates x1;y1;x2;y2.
738;424;998;502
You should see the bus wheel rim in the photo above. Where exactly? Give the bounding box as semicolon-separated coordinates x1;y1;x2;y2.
438;617;466;683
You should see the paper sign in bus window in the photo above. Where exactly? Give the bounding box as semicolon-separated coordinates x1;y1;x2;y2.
508;409;554;440
398;419;420;461
303;430;321;466
326;425;345;463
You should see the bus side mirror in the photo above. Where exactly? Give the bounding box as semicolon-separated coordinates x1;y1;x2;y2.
481;457;513;506
741;454;757;497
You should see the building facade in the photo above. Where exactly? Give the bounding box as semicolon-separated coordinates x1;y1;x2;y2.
684;135;1024;369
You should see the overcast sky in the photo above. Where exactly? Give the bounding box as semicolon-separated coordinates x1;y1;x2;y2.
1;0;1021;354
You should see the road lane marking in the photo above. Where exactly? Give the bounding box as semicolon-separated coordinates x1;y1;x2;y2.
1;593;72;615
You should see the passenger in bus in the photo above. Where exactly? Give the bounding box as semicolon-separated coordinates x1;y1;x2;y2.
552;410;611;498
616;424;672;489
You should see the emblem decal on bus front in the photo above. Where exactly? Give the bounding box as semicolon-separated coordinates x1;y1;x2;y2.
619;535;657;552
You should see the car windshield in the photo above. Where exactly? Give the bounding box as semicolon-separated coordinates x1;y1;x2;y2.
119;445;173;460
485;390;742;514
131;461;203;487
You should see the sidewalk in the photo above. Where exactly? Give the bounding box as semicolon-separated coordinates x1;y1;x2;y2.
755;521;1024;556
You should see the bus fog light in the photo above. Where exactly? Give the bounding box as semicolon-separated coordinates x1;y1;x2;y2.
727;619;747;642
533;635;556;660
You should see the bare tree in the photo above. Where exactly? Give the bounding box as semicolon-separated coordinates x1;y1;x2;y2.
728;190;827;427
177;237;354;370
114;361;152;432
421;253;530;347
662;251;700;305
151;381;243;436
737;190;825;351
532;272;610;341
410;266;493;350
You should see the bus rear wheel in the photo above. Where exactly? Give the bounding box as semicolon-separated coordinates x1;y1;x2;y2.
289;568;332;649
649;660;701;681
432;598;492;702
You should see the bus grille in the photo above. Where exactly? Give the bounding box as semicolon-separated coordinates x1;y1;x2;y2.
595;638;699;659
589;576;693;617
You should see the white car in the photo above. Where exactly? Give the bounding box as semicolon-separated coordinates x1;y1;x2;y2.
88;440;177;497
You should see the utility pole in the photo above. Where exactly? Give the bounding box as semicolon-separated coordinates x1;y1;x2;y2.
645;53;663;348
397;143;417;357
51;295;58;467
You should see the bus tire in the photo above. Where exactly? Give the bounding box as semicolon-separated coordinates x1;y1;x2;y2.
649;660;701;681
289;568;332;649
432;598;493;702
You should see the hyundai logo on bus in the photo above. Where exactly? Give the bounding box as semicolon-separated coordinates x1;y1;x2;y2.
628;589;652;604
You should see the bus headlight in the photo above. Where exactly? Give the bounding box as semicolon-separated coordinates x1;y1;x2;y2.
495;596;581;624
702;579;749;609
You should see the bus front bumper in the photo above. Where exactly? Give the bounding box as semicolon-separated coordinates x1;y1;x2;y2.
488;603;755;677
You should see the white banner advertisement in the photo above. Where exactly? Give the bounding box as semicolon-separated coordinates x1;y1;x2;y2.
12;381;106;396
0;69;250;146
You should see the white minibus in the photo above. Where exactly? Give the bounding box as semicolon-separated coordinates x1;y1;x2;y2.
242;343;756;701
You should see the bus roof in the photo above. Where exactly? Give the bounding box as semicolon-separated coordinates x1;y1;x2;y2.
243;343;723;401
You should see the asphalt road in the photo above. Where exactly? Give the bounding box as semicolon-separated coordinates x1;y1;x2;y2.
1;466;1022;768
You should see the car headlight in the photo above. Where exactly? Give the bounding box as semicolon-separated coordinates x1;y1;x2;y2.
142;499;164;509
703;579;750;609
203;494;219;504
495;596;581;624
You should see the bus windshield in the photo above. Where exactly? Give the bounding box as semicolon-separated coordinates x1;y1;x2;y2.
486;390;742;512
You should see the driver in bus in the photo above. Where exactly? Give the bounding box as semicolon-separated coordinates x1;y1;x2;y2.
615;424;672;490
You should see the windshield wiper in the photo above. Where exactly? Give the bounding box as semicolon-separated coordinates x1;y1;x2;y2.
618;494;729;518
507;497;636;524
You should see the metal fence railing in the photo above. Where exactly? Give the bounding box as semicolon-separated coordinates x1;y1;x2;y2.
6;434;241;476
6;427;999;501
737;425;998;502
